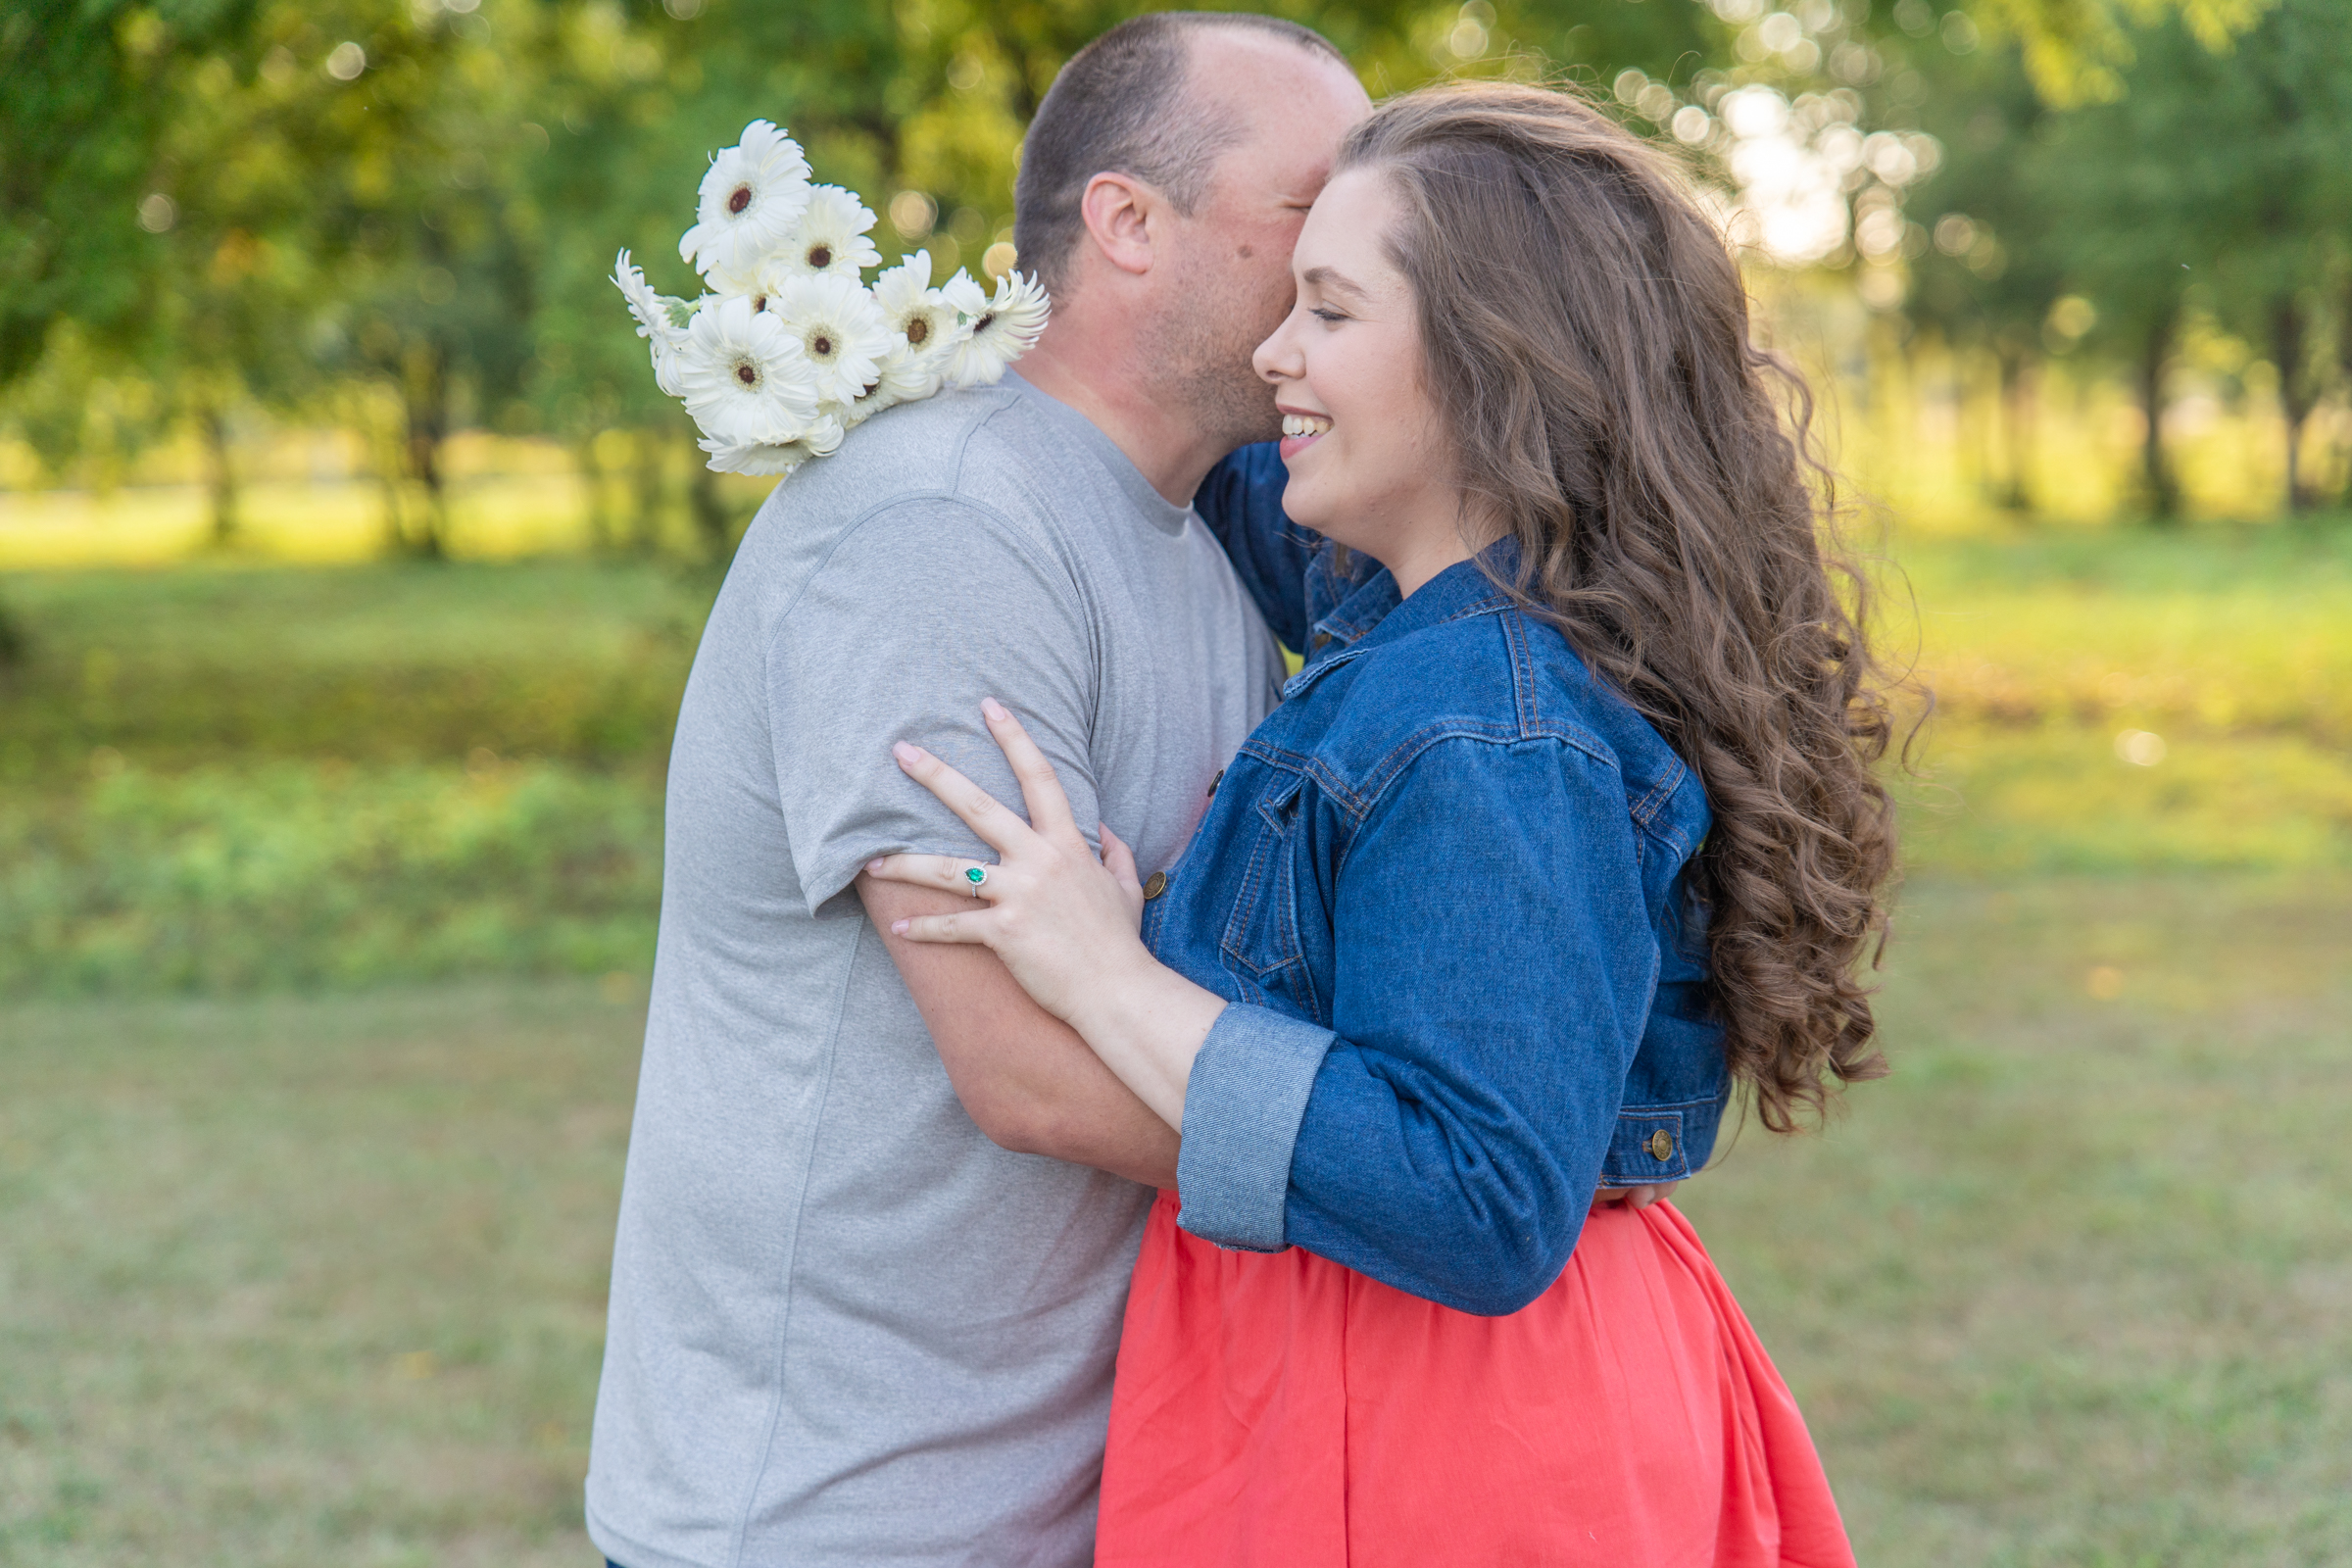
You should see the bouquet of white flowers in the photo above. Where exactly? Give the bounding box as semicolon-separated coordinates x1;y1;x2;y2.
612;120;1050;477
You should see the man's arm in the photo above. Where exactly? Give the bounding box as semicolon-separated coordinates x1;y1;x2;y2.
858;873;1179;1189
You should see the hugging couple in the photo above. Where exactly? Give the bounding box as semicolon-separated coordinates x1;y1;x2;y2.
587;12;1896;1568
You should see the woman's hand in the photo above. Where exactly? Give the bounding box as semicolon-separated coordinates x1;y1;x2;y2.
866;702;1222;1130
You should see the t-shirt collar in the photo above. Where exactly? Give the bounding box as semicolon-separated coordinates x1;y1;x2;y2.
1002;370;1193;537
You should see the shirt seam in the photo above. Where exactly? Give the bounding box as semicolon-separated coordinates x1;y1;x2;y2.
722;942;854;1568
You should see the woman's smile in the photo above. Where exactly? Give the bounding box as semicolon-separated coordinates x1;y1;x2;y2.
1278;407;1332;459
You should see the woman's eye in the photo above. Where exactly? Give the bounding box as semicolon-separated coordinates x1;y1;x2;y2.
1308;307;1348;324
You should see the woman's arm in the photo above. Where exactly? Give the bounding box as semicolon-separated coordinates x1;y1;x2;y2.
869;700;1226;1129
1193;444;1320;655
1200;735;1655;1314
871;706;1668;1314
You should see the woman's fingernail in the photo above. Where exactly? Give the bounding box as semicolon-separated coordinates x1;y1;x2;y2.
890;919;909;935
982;697;1007;721
893;742;920;764
866;858;885;874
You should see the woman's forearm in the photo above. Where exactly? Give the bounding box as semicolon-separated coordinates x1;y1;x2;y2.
1063;956;1229;1132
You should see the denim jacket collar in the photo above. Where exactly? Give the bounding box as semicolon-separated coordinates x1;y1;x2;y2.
1288;550;1515;700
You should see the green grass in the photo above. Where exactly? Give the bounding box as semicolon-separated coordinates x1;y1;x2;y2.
3;877;2344;1565
0;982;644;1568
1685;873;2352;1564
1886;527;2352;875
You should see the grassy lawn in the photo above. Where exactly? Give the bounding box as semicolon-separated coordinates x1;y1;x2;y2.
3;526;2350;1562
4;876;2345;1565
1686;873;2352;1565
0;983;643;1568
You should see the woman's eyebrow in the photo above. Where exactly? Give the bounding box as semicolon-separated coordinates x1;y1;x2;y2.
1300;265;1369;302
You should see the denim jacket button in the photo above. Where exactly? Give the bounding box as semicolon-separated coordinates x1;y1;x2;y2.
1645;1129;1674;1161
1309;630;1332;651
1143;871;1169;901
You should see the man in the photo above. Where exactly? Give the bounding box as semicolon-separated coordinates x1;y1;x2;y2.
585;16;1372;1568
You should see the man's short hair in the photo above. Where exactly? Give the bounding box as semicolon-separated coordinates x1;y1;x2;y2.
1013;13;1346;292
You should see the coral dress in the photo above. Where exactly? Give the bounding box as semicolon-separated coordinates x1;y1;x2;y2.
1096;1193;1855;1568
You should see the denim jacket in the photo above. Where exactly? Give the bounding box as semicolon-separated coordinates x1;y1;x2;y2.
1156;443;1730;1316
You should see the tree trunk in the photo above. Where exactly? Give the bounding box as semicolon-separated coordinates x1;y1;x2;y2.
0;601;25;673
197;394;239;548
687;429;732;562
2340;272;2352;508
2136;304;2180;523
402;340;450;560
1996;345;2035;514
574;433;613;554
2271;293;2314;514
629;429;666;555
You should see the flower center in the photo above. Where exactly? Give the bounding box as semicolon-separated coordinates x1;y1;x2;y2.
808;244;833;269
733;359;759;387
728;184;753;216
751;294;767;313
810;332;836;359
973;312;996;333
906;317;929;346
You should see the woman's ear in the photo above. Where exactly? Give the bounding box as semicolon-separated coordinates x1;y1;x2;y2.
1079;172;1159;277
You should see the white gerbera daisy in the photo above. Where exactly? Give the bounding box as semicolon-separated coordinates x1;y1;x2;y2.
613;250;694;396
941;270;1051;390
766;272;894;408
679;121;812;281
869;249;967;397
775;185;883;280
699;414;846;476
673;294;822;446
612;249;686;345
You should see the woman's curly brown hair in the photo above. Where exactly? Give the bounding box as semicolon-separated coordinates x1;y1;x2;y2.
1339;80;1909;1131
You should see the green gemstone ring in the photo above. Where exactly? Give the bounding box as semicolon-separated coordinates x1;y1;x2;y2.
964;865;988;896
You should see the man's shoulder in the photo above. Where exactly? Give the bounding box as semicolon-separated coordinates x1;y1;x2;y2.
739;386;1121;564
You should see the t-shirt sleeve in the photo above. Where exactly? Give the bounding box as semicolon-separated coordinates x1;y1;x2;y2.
766;497;1102;917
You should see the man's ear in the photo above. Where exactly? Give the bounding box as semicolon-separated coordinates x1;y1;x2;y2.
1078;172;1158;277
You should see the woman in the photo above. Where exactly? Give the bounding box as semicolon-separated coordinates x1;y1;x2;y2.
868;82;1897;1565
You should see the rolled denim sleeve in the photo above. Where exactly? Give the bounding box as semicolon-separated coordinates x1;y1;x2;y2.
1281;734;1656;1316
1173;1003;1337;1251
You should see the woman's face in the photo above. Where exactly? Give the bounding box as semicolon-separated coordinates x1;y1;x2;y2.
1251;166;1472;596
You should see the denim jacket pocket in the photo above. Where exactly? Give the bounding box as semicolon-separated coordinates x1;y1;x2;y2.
1599;1103;1699;1186
1217;769;1321;1020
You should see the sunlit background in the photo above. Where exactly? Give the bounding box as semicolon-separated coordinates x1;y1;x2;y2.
4;1;2349;1563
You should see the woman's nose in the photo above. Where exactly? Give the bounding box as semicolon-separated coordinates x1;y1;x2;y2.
1252;317;1299;384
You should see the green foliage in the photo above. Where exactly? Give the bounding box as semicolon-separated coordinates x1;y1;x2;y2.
1901;0;2352;514
0;560;700;783
0;560;694;997
0;760;662;996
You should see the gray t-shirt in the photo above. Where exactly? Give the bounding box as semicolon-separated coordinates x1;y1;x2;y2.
586;372;1283;1568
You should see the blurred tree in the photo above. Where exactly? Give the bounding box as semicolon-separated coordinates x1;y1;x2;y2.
503;0;1736;563
1963;0;2273;105
1904;0;2352;519
0;0;251;655
278;0;542;558
2048;1;2350;516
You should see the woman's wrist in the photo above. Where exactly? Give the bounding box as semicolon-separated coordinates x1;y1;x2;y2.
1067;952;1227;1130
